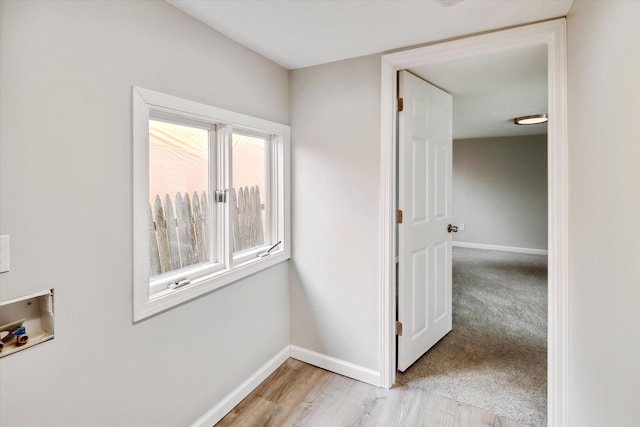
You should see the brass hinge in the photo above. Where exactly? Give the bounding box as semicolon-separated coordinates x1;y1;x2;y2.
396;321;403;336
397;97;404;112
396;209;403;224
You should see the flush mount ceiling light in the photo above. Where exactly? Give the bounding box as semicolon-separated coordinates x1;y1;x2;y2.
435;0;465;6
514;114;548;125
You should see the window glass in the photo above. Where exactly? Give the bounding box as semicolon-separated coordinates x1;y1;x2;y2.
231;133;268;253
148;119;212;276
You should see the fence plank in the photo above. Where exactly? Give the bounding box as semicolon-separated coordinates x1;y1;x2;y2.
175;193;194;268
200;191;210;260
251;186;265;246
185;193;198;264
153;195;172;273
164;194;180;270
248;186;256;246
254;186;264;246
229;188;240;252
192;191;208;263
239;187;249;250
149;203;161;276
246;186;255;247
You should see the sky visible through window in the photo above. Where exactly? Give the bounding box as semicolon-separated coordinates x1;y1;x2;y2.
149;120;209;201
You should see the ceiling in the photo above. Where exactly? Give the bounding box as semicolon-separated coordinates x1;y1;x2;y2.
411;44;548;139
167;0;573;139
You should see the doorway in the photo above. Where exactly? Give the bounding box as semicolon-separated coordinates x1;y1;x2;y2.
396;56;549;423
378;18;568;426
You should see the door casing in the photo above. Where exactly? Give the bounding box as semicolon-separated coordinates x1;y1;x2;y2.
378;18;568;426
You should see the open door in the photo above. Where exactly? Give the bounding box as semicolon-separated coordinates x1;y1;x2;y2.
397;70;453;372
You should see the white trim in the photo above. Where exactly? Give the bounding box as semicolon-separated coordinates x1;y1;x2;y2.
546;18;570;427
290;345;381;386
379;19;569;427
190;346;290;427
136;88;291;135
378;49;398;390
452;241;549;256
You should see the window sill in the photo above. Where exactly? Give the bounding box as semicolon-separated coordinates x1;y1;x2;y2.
133;250;290;322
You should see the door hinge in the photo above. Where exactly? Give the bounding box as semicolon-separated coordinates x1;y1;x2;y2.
396;321;403;336
396;209;403;224
397;97;404;112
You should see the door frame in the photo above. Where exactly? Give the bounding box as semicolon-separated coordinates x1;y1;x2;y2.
378;18;568;426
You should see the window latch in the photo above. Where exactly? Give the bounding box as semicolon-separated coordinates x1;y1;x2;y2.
168;278;191;290
215;189;227;203
258;241;282;258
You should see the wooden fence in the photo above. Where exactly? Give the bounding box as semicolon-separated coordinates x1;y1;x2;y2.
149;186;265;276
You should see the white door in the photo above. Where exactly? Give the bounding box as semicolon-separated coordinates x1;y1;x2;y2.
397;70;453;372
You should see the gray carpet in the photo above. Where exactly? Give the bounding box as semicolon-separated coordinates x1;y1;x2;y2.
397;247;548;427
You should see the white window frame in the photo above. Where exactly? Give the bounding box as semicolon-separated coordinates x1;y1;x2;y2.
133;87;290;321
230;129;276;266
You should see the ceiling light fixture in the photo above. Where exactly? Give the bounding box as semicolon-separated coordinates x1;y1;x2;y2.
514;114;548;125
435;0;465;7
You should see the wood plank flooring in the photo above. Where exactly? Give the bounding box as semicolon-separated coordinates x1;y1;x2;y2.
215;358;528;427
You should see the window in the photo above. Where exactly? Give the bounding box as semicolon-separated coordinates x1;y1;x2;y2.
133;88;290;321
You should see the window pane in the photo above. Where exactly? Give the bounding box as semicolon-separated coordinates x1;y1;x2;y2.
231;133;268;253
149;119;212;277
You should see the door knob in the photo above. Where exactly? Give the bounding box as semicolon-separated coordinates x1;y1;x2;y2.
447;224;458;233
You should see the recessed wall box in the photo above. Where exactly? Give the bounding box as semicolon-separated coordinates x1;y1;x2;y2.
0;289;54;358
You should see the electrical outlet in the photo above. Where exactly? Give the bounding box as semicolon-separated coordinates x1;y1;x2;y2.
0;235;10;273
459;223;465;231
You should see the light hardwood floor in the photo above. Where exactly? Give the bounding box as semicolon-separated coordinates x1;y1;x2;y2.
215;358;528;427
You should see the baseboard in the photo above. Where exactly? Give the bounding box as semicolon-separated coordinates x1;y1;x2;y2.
453;241;548;256
290;345;380;386
190;346;290;427
191;345;382;426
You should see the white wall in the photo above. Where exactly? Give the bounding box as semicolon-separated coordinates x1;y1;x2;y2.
452;135;548;250
0;2;289;426
289;55;381;374
567;1;640;425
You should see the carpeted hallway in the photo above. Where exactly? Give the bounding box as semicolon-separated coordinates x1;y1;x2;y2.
396;247;548;427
